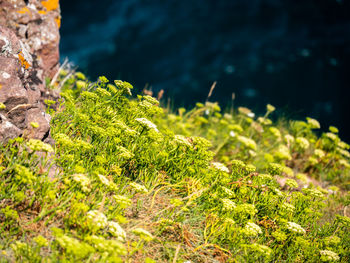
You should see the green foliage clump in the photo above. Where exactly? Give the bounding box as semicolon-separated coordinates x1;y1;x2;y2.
0;71;349;262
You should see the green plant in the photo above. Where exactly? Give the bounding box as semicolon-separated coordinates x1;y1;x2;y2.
0;72;349;262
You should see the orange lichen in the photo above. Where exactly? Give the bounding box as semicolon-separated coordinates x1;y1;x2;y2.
55;17;61;28
38;10;47;15
0;84;2;90
18;51;31;70
17;7;30;14
41;0;59;11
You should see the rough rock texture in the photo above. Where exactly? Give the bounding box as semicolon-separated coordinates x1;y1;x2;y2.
0;0;61;79
0;0;60;143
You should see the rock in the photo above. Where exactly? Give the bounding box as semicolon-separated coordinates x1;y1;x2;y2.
0;0;61;79
0;0;61;143
0;57;28;111
0;114;22;142
25;107;51;140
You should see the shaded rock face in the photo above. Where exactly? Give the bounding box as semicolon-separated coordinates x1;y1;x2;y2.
0;0;60;143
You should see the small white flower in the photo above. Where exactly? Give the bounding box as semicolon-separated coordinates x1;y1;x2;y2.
249;243;272;258
302;188;324;199
237;135;257;150
281;202;295;213
72;174;91;193
338;149;350;158
314;149;325;159
320;250;340;262
113;195;132;208
325;132;337;141
221;186;235;197
116;145;134;159
97;174;110;186
247;112;255;118
269;127;281;138
339;159;350;168
221;198;236;211
275;144;292;160
173;135;192;147
211;162;229;173
307;117;321;129
224;218;235;226
108;221;126;241
140;100;154;108
135;117;159;132
337;141;349;149
87;210;108;230
286;221;306;234
143;95;159;105
243;222;262;237
285;179;299;189
229;131;236;137
296;137;310;150
271;187;284;197
284;134;295;145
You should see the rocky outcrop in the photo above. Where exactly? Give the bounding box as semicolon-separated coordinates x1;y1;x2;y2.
0;0;61;143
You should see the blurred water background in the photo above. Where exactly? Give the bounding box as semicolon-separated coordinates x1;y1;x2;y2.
59;0;350;142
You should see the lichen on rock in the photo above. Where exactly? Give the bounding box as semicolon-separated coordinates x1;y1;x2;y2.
0;0;61;143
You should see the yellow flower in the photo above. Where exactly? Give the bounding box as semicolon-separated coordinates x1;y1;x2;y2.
269;127;281;138
130;182;148;193
132;228;153;241
306;117;320;129
237;135;257;150
30;122;39;128
267;104;276;113
296;137;310;150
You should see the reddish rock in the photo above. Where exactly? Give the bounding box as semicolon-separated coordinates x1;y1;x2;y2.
0;0;61;79
0;114;22;142
0;0;61;143
25;107;51;140
0;57;28;110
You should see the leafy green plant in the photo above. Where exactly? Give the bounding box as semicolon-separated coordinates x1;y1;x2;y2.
0;71;349;262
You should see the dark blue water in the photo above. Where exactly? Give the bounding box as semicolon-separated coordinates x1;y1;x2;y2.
59;0;350;142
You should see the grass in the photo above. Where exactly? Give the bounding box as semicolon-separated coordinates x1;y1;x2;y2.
0;71;349;262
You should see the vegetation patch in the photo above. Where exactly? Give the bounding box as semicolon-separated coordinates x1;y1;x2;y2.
0;71;349;262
